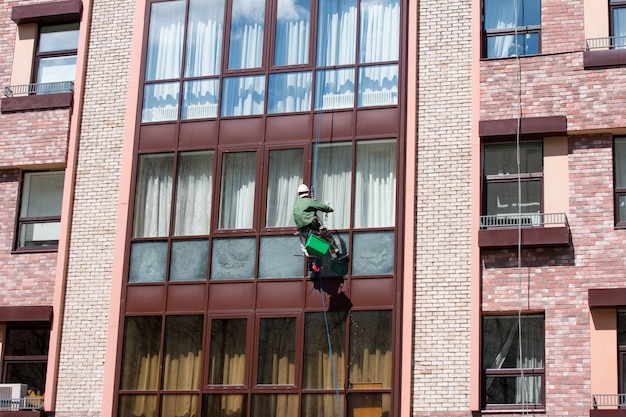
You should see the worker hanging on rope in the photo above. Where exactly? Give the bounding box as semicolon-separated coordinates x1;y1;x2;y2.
293;184;348;269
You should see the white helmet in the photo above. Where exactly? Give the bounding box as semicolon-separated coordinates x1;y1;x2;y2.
297;184;310;195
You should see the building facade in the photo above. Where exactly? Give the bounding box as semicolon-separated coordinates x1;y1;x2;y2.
4;0;626;416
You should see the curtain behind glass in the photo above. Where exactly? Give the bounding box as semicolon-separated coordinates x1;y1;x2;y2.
185;0;225;77
316;0;357;66
174;151;214;236
484;0;515;58
303;312;346;390
257;318;296;385
359;0;399;63
133;154;174;237
228;0;265;69
314;143;351;229
354;140;396;228
119;317;162;391
616;138;626;188
267;149;303;227
348;311;392;389
145;1;185;80
274;0;310;66
219;152;256;229
209;319;247;385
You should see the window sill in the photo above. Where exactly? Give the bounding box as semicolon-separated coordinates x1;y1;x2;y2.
1;92;73;113
481;407;545;414
583;49;626;69
12;246;59;254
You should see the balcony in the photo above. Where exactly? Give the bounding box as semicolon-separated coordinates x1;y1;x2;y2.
591;394;626;416
584;36;626;69
478;212;570;248
1;81;74;113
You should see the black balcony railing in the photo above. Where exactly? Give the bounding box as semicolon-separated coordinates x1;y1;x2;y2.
3;81;74;97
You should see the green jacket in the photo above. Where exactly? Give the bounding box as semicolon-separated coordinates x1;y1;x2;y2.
293;197;333;229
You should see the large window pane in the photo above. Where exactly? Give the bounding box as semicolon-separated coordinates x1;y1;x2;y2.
349;311;392;389
221;75;265;116
486;33;539;58
354;140;396;228
347;393;391;417
133;154;173;237
208;319;247;385
174;151;214;236
169;239;208;281
302;394;344;417
316;0;357;66
128;241;168;282
615;138;626;188
274;0;310;66
119;395;157;417
19;171;64;248
182;79;219;119
483;315;544;406
259;236;303;278
163;316;203;390
251;394;298;417
37;56;76;84
314;143;351;229
359;0;399;63
142;82;180;122
228;0;265;69
351;231;394;275
358;65;398;107
266;149;303;227
267;72;312;113
484;0;540;29
315;68;354;110
119;316;162;391
484;142;542;175
38;24;79;52
202;394;247;417
257;318;296;385
614;7;626;47
145;1;185;81
485;180;541;216
211;237;256;280
303;311;346;389
162;395;200;417
185;0;225;77
219;152;256;229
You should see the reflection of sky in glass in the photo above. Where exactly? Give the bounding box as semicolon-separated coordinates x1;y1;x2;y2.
275;0;310;66
484;0;540;29
229;0;265;69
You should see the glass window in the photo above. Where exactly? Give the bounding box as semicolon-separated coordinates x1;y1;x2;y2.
202;394;247;417
132;154;174;238
3;326;50;398
119;316;162;391
314;143;352;229
174;151;214;236
218;152;256;229
258;236;303;278
266;149;303;227
314;68;355;110
611;0;626;47
185;0;225;77
483;0;540;58
17;171;64;249
303;311;346;389
274;0;311;66
208;319;247;385
145;1;185;81
482;314;544;409
228;0;265;69
349;310;392;389
358;64;398;107
316;0;357;66
257;318;296;385
483;141;543;225
267;72;312;113
211;237;256;280
128;241;168;283
359;0;399;63
162;316;203;391
615;138;626;225
221;75;265;116
182;79;219;119
169;239;208;281
35;23;79;87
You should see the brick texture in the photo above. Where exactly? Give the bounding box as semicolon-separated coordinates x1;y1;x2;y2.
413;0;473;415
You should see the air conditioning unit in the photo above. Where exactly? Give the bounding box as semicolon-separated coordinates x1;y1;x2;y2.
0;383;27;411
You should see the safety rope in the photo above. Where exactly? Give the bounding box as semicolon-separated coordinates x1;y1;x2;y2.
320;274;344;417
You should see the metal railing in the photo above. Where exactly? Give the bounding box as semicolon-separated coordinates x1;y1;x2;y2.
586;35;626;50
3;81;74;98
479;212;569;229
0;397;44;411
592;394;626;409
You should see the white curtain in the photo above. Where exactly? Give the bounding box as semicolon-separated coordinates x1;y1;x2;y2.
354;140;396;228
174;151;214;236
316;0;357;66
615;8;626;47
221;75;265;116
315;143;352;229
316;68;354;110
185;0;224;77
228;0;265;69
219;152;256;229
358;65;398;106
275;0;310;66
267;149;303;227
359;0;399;63
145;1;185;109
268;72;312;113
484;0;516;58
133;154;173;238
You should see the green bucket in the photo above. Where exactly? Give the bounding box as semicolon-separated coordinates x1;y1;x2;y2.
305;234;331;257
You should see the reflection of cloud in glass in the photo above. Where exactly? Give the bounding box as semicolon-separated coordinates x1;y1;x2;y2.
232;0;265;22
277;0;310;21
